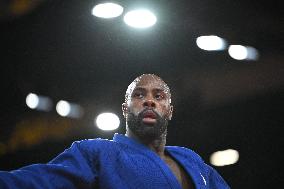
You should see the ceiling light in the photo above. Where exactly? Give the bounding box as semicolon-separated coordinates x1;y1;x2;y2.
92;3;123;18
228;45;259;60
124;9;157;28
196;35;227;51
26;93;52;111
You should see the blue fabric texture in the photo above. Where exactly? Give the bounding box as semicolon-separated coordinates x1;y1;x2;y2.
0;134;230;189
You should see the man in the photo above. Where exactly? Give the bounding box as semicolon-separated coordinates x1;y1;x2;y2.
0;74;230;189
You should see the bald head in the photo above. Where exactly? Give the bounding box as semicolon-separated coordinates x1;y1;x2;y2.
123;74;173;139
124;74;171;104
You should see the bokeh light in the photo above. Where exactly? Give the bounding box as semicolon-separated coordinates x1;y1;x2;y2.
56;100;71;117
124;9;157;28
26;93;39;109
26;93;52;111
210;149;239;166
196;35;227;51
228;45;248;60
92;3;123;18
228;45;259;60
96;112;120;131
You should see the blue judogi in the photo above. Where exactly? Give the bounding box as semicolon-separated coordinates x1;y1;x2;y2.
0;134;230;188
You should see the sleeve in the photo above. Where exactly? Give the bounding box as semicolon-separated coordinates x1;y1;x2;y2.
206;165;231;189
0;141;98;189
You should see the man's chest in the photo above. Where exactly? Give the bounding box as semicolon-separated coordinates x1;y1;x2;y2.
164;156;196;189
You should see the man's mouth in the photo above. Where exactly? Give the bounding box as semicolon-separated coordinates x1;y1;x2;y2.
142;110;157;124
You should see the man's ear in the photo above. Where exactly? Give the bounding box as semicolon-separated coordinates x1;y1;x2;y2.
168;105;174;120
122;103;128;118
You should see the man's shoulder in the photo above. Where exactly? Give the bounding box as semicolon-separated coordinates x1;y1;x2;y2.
70;138;117;151
166;146;204;163
73;138;114;145
49;138;120;164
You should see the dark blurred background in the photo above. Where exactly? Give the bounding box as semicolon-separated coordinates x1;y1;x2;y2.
0;0;283;188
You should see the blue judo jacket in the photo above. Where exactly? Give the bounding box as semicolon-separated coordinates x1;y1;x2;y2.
0;134;230;189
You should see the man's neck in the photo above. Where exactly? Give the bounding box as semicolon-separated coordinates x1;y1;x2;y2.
125;130;167;157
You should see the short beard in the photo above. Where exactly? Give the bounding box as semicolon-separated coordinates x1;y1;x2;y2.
126;109;169;139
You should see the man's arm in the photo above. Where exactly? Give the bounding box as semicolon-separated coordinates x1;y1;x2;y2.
0;141;98;189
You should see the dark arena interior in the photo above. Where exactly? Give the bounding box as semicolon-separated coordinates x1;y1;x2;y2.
0;0;283;188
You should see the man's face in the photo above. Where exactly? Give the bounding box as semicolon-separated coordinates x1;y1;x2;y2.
122;75;173;138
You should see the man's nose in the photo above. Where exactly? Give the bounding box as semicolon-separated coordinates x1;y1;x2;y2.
143;99;156;108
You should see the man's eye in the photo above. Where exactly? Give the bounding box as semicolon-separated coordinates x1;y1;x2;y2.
133;93;143;98
155;94;164;100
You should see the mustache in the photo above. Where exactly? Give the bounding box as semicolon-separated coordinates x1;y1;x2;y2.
138;108;160;118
